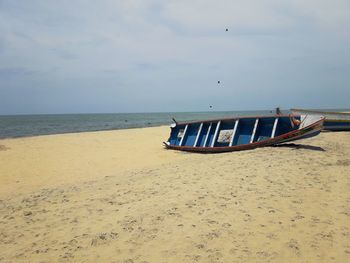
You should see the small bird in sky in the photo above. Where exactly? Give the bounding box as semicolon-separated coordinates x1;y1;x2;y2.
225;28;228;32
209;105;213;109
217;80;220;84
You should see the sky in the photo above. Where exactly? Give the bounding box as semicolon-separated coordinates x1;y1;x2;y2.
0;0;349;115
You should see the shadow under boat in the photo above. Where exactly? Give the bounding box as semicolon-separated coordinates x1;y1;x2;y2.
271;143;325;152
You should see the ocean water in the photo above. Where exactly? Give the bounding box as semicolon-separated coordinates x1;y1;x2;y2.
0;110;275;139
0;109;348;139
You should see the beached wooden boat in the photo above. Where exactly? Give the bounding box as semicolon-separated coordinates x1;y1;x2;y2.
291;109;350;131
164;115;324;153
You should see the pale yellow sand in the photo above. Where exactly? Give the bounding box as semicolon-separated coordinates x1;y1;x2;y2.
0;127;349;262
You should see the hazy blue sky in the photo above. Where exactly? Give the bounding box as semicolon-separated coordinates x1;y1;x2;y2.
0;0;349;114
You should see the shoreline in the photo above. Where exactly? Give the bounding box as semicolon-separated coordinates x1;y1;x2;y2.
0;123;169;141
2;109;350;140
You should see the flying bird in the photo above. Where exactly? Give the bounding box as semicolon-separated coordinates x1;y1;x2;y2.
217;80;220;84
225;28;228;32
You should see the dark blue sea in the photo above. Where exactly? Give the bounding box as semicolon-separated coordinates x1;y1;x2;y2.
0;109;348;139
0;110;273;139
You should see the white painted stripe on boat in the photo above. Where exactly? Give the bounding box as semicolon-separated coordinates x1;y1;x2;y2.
179;124;188;146
250;119;259;143
203;123;212;147
211;121;221;147
229;120;239;146
271;118;279;138
193;123;203;147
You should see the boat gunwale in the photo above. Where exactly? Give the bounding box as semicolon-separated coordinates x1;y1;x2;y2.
291;108;350;116
174;114;298;126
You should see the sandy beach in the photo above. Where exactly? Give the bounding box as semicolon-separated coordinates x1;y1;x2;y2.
0;126;349;262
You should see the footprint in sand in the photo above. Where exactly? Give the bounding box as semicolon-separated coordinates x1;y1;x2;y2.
0;145;9;151
91;232;119;246
287;239;301;255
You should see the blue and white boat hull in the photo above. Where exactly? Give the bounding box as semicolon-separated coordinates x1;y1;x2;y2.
164;114;324;153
